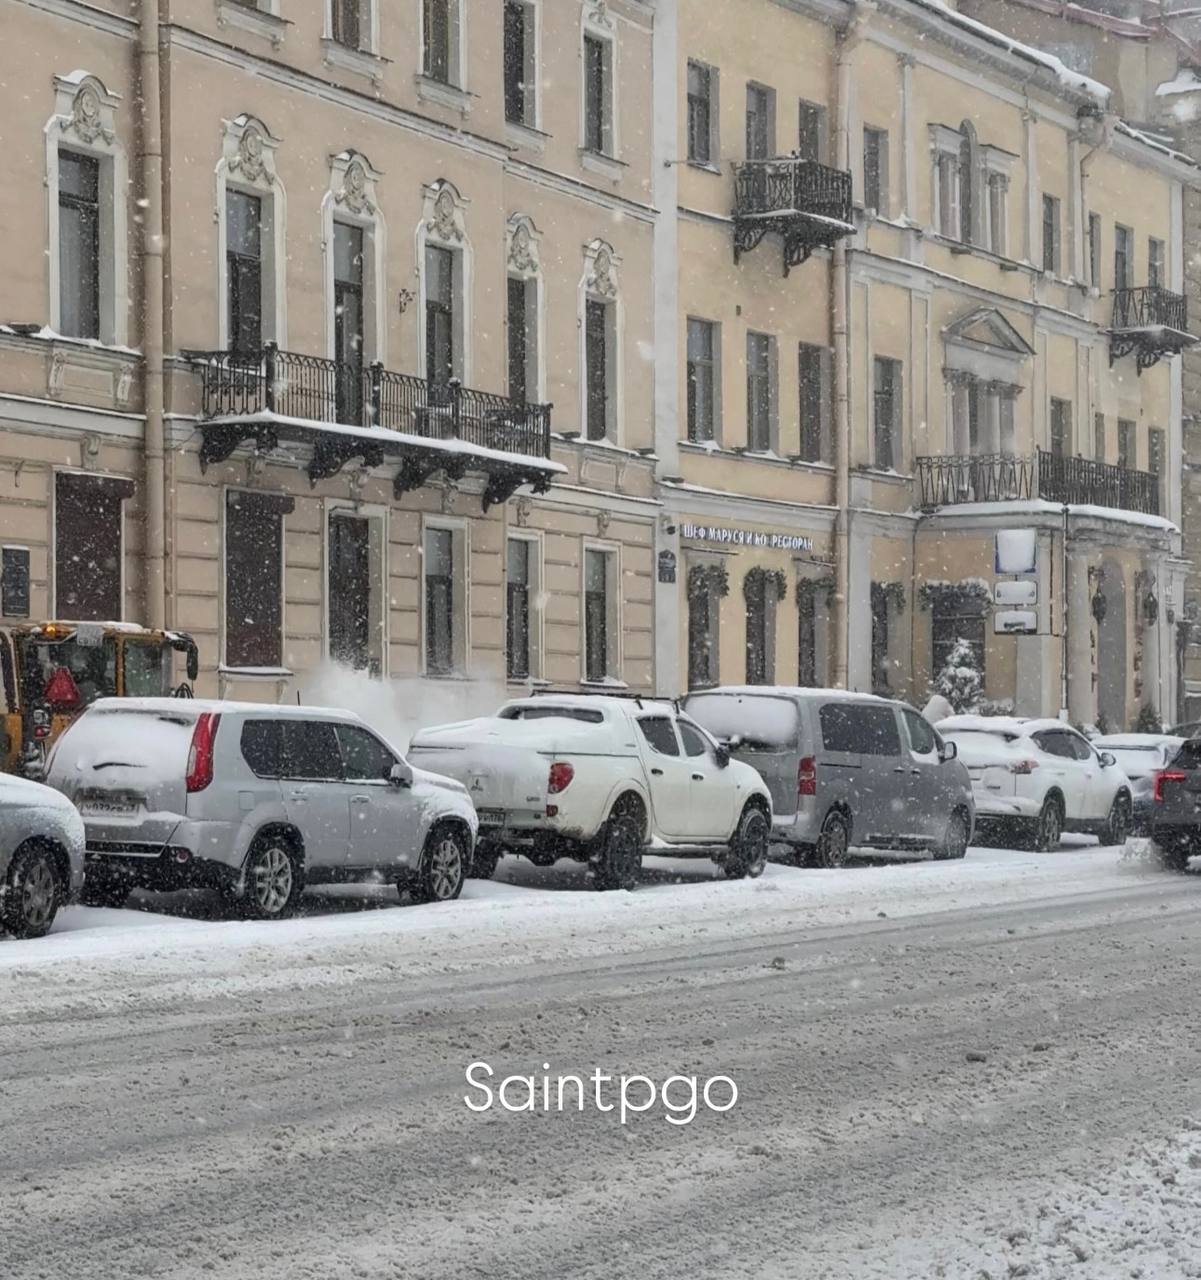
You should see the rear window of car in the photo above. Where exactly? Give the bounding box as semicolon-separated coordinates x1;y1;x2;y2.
499;706;605;724
1171;740;1201;769
684;693;799;749
1104;745;1164;775
819;703;900;756
49;708;195;780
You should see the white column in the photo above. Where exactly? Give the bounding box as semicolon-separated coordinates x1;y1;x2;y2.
985;383;1003;455
1067;549;1094;725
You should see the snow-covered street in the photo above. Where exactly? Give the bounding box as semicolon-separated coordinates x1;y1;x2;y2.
5;841;1201;1278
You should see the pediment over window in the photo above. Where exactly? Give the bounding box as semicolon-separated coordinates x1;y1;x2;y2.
944;307;1034;358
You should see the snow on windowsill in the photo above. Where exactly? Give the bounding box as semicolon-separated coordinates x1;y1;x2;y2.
923;498;1178;533
580;677;630;690
0;325;142;358
218;665;294;679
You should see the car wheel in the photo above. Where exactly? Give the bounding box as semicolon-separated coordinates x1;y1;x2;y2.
1032;796;1063;852
241;838;302;921
1;844;61;940
1156;836;1193;873
588;816;642;892
816;811;851;869
934;811;969;862
527;849;559;868
412;826;467;904
469;841;500;880
1101;794;1131;848
725;805;770;879
81;878;128;909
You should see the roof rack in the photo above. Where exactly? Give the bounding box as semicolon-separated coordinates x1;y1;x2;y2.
527;687;676;710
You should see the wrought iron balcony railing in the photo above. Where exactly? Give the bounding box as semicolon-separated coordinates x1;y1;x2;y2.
917;450;1161;517
185;344;554;506
732;156;854;275
1110;285;1194;373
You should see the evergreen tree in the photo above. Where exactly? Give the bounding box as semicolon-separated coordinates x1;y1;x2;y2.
933;637;983;714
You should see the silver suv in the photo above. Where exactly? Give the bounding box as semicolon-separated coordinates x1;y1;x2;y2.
683;688;974;866
45;699;478;919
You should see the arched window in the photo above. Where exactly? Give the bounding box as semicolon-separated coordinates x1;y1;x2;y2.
417;179;472;389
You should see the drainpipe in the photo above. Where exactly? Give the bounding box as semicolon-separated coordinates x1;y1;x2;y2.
139;0;167;630
831;8;865;688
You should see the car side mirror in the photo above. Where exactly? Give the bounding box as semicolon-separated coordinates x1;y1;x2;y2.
938;740;958;763
714;744;731;769
389;760;414;788
1099;751;1116;768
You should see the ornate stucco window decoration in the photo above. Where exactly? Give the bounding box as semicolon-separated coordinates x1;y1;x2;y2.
928;121;1015;258
732;152;853;276
183;171;560;510
744;567;788;603
687;563;730;601
216;0;290;48
506;213;545;404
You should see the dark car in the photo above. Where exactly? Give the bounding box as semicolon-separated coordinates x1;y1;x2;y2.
1149;738;1201;870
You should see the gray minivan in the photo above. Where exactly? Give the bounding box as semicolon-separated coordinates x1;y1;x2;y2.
682;687;974;866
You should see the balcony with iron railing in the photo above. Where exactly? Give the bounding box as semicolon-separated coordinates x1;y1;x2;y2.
1109;285;1195;373
916;450;1161;517
732;156;854;276
183;344;557;509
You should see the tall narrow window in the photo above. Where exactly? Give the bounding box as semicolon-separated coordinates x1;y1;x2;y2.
58;151;100;341
333;222;364;425
936;151;959;238
873;357;900;470
1094;412;1106;463
1118;418;1135;470
862;126;888;214
687;570;721;689
424;527;455;675
988;173;1008;255
506;537;531;680
686;318;717;443
507;276;536;404
504;1;536;126
797;100;825;162
2;548;31;618
1088;212;1102;287
744;571;776;686
583;33;612;154
958;125;977;245
56;472;133;621
746;332;774;452
425;244;455;389
328;512;372;671
1042;195;1061;274
797;579;818;687
687;61;713;164
1050;398;1071;458
870;584;891;696
1115;224;1133;290
226;189;263;353
584;549;611;682
331;0;362;49
745;84;772;160
225;490;292;668
1149;237;1165;289
423;0;452;82
798;343;825;463
585;298;610;441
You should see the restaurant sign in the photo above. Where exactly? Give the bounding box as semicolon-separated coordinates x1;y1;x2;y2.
680;522;813;552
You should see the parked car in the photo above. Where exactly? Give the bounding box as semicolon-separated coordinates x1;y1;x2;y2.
44;698;477;920
0;773;85;939
1147;737;1201;870
1091;733;1184;834
408;695;773;889
1168;720;1201;739
936;716;1133;850
683;688;973;866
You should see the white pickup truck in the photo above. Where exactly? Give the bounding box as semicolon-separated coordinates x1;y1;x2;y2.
407;696;773;890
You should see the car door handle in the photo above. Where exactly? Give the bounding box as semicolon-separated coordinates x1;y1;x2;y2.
288;791;308;802
910;768;922;775
651;767;664;776
893;766;905;773
351;795;372;804
692;772;705;781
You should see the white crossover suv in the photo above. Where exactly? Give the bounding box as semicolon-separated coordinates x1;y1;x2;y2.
0;773;85;939
45;699;477;919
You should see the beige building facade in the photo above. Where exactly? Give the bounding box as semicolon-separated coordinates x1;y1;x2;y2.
655;0;1194;731
1;0;660;711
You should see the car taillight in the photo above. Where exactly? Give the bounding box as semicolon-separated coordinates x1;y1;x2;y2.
1010;759;1038;775
547;762;574;795
1154;769;1187;802
185;712;221;793
797;755;817;797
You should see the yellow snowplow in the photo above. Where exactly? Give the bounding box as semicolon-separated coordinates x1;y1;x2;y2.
0;621;199;775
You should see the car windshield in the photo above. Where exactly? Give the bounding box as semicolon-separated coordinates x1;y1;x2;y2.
20;635;118;708
684;693;799;748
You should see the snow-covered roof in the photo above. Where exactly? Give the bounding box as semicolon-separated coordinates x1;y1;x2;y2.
504;693;674;715
1114;119;1198;167
685;685;887;703
1157;68;1201;97
921;498;1179;535
85;696;366;722
1092;733;1184;749
937;714;1069;738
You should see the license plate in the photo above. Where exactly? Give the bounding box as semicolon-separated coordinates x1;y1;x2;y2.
82;799;137;817
475;808;505;826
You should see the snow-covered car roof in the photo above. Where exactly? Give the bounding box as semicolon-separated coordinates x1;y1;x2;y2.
936;715;1076;739
1093;733;1184;752
501;694;674;716
686;686;887;702
83;697;368;723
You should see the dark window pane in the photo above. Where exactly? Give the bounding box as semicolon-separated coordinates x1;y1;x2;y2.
425;245;455;388
638;717;680;756
687;62;711;163
59;151;101;340
585;549;608;680
903;708;936;755
873;358;898;470
425;528;454;674
687;319;716;442
819;703;900;755
798;100;823;162
225;490;289;667
746;85;770;159
55;473;132;621
508;276;529;404
746;332;772;451
584;35;607;152
328;514;371;670
2;548;30;618
504;1;532;124
337;723;396;781
241;719;282;778
798;344;824;462
331;0;361;48
586;299;609;440
424;0;451;81
506;538;530;679
797;580;817;686
280;720;343;781
679;720;709;757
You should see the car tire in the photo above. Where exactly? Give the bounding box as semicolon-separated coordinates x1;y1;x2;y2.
81;878;128;909
469;841;500;880
588;816;642;892
725;805;770;879
1031;795;1063;853
816;810;851;869
240;837;303;921
1;843;61;940
934;811;969;862
412;825;467;904
527;849;559;868
1156;836;1193;873
1100;794;1131;848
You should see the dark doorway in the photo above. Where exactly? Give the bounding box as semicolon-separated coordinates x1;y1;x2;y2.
328;514;372;671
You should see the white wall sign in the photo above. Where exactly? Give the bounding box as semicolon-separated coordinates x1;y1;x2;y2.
995;579;1038;606
680;522;814;552
995;528;1037;575
994;608;1038;635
